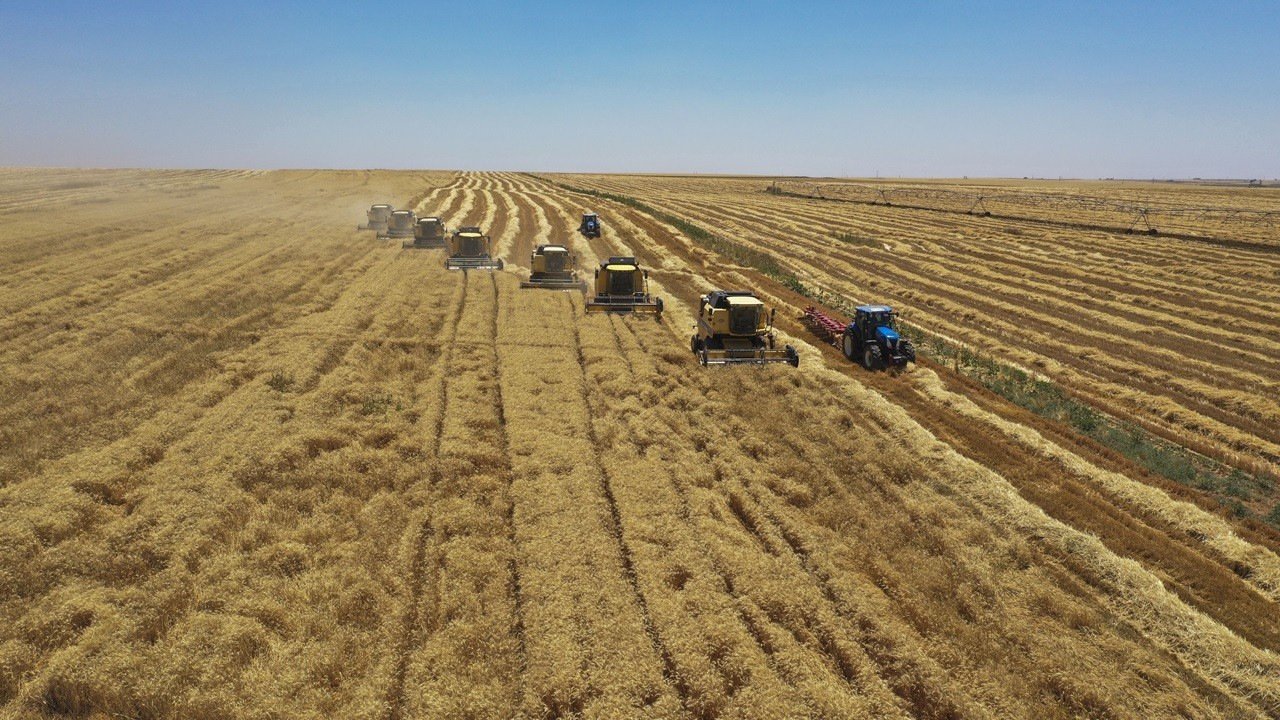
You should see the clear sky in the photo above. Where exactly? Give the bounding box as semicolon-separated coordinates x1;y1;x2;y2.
1;1;1276;177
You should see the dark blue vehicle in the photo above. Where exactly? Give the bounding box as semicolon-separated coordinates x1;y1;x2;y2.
841;305;916;370
579;212;601;238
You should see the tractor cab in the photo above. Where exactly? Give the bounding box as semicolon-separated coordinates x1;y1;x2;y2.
705;291;767;336
385;210;417;239
359;203;395;231
404;216;447;248
855;305;898;334
520;244;586;290
453;227;486;256
585;256;663;317
445;227;503;270
692;290;798;367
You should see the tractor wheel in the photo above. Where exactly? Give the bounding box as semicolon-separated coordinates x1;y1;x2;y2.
842;334;855;360
691;334;702;354
863;345;882;370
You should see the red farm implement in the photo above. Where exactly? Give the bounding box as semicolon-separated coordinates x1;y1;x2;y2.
802;305;847;345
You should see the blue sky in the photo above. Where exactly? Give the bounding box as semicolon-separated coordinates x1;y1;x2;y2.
1;1;1276;176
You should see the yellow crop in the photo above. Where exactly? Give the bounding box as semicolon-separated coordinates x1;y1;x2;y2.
1;168;1277;718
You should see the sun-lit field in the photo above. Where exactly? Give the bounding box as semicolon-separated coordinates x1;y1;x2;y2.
2;169;1280;719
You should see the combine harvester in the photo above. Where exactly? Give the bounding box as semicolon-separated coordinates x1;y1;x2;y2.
404;216;447;249
693;290;798;367
579;212;602;238
803;304;915;371
520;244;587;290
585;257;663;319
445;226;504;271
359;204;394;232
384;210;417;240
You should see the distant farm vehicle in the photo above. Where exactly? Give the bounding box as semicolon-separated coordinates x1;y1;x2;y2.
585;256;663;318
445;227;503;271
520;244;587;290
359;204;394;232
384;210;417;239
806;304;914;370
693;290;798;367
404;216;447;249
579;213;601;238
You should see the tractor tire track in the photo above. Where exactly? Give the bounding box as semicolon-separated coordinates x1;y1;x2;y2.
566;296;691;715
488;271;529;709
384;270;470;720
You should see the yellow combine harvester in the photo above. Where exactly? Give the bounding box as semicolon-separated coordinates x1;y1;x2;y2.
384;210;417;239
520;244;587;290
359;204;394;231
403;216;447;249
585;257;663;318
691;290;798;367
445;226;504;271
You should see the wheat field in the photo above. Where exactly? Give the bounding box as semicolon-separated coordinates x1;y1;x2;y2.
2;169;1279;719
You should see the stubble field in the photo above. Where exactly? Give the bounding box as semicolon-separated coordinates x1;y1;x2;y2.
2;168;1279;719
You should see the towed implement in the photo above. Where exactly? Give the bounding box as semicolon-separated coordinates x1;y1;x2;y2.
404;216;447;249
359;204;394;232
803;304;915;370
521;244;587;290
445;227;503;271
585;257;663;318
693;290;798;367
384;210;417;239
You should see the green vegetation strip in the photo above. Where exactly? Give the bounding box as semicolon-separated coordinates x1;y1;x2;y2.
534;174;1280;526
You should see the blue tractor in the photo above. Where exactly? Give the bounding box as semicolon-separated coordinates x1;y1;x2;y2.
841;305;916;370
579;212;601;238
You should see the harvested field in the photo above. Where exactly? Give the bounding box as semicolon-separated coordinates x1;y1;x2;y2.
544;173;1280;493
2;169;1279;719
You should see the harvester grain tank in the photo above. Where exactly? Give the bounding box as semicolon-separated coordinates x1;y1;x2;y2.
385;210;417;239
585;257;663;318
445;227;504;270
579;212;601;238
404;216;447;249
692;290;798;367
520;244;587;290
359;204;394;232
840;305;915;370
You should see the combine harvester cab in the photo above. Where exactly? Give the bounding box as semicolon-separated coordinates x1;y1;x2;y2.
384;210;417;239
579;212;602;238
444;227;504;271
520;244;587;290
585;257;663;319
839;305;916;371
692;290;799;367
404;216;447;249
359;204;394;232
